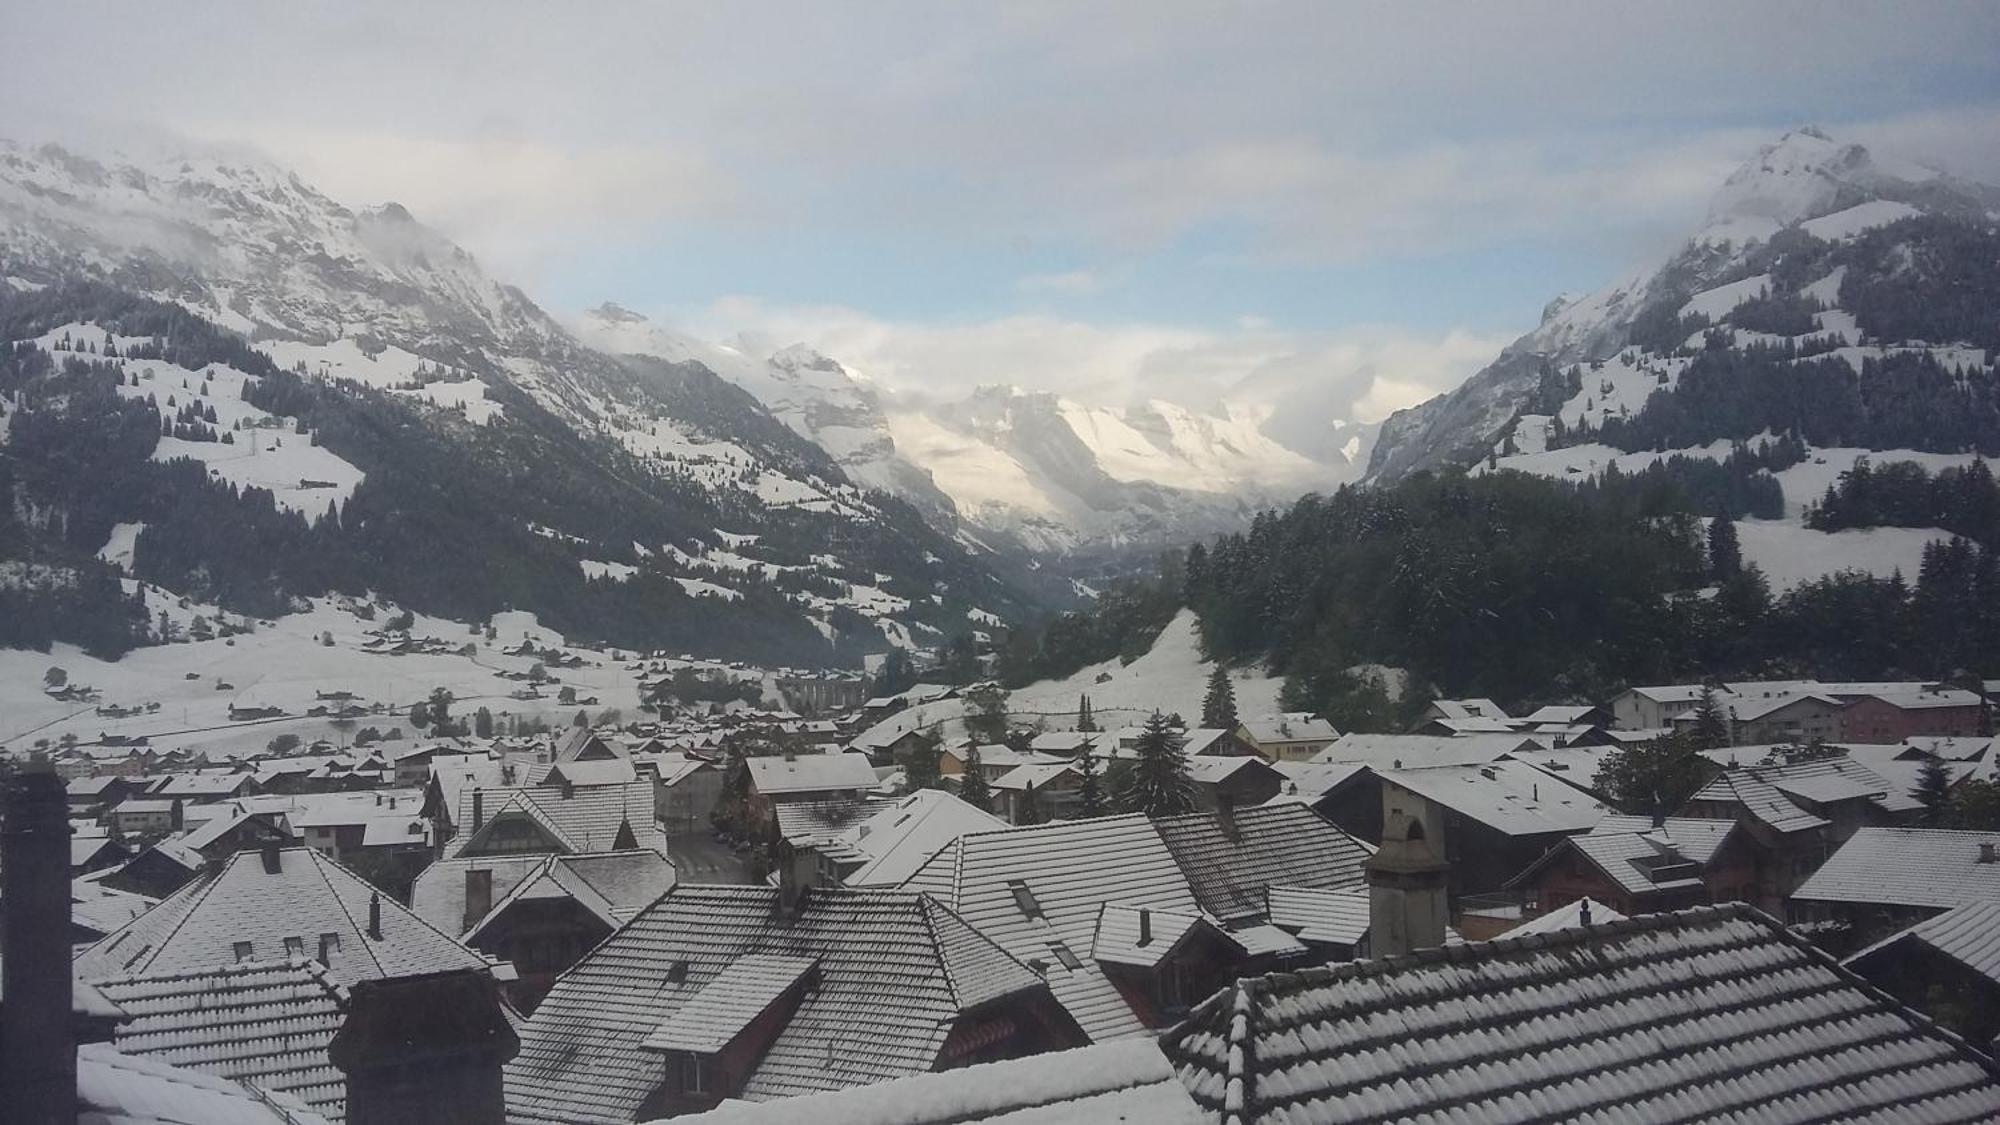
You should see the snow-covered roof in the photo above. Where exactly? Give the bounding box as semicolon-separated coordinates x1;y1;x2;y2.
1377;761;1609;837
1310;733;1526;770
1091;904;1209;968
989;762;1078;792
747;752;877;795
1429;698;1510;721
1520;704;1599;725
447;782;663;858
1265;885;1371;946
1161;903;2000;1123
1153;804;1370;922
1846;900;2000;988
1687;767;1832;834
649;1039;1203;1125
95;959;348;1121
839;791;1008;887
639;953;820;1053
75;846;497;987
467;850;678;941
77;1042;336;1125
773;796;896;848
1587;816;1738;866
506;886;1050;1123
1506;896;1627;937
1239;713;1337;745
1792;827;2000;910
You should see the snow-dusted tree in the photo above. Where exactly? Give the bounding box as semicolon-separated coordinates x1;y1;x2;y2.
1691;686;1730;749
1915;756;1953;824
958;743;994;813
1202;665;1239;730
1074;743;1107;817
1117;710;1196;819
1708;516;1742;579
1076;693;1096;732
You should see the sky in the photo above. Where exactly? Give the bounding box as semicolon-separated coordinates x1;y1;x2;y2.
4;1;2000;432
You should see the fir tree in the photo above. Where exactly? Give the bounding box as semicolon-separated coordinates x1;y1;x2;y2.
904;731;941;792
1914;756;1953;825
1691;686;1730;749
1117;710;1196;818
957;743;994;813
1074;742;1106;817
1708;516;1742;579
1014;785;1043;825
1076;693;1096;733
1202;664;1239;730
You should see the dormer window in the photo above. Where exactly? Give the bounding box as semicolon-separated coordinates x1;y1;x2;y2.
233;940;254;962
1006;879;1043;918
679;1053;711;1094
284;936;304;958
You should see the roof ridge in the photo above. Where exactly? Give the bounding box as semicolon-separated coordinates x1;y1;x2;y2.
305;847;389;979
917;896;968;1010
92;860;224;975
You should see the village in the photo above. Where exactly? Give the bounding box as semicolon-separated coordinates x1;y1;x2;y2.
5;655;2000;1123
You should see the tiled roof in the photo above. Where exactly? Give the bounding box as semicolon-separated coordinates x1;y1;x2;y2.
1792;827;2000;910
839;791;1007;887
1847;900;2000;987
1507;896;1627;937
96;959;348;1122
1240;714;1337;745
506;886;1052;1123
1220;922;1307;959
639;953;819;1052
1153;804;1370;922
1588;815;1737;863
540;758;639;787
1162;904;2000;1124
1376;761;1609;837
77;1042;336;1125
446;783;663;859
747;752;877;795
1687;767;1831;833
409;854;548;936
1309;733;1524;770
1267;761;1367;799
652;1038;1205;1125
773;795;896;848
901;814;1202;1041
1554;832;1707;895
1092;905;1208;968
1265;885;1371;946
75;847;496;987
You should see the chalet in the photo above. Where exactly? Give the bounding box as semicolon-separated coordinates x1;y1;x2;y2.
1182;755;1283;811
1153;802;1371;929
1159;904;2000;1123
444;782;667;860
635;751;723;833
835;790;1008;886
1235;714;1338;762
144;770;260;804
411;849;677;1012
109;797;181;838
743;752;879;834
1839;689;1987;743
1844;900;2000;1048
1503;815;1758;923
75;844;506;987
1309;732;1529;771
938;742;1062;780
504;881;1087;1122
94;837;205;899
175;807;297;861
1416;698;1513;727
1606;683;1709;730
1686;755;1915;854
68;829;128;875
990;761;1081;824
1314;761;1608;894
1789;826;2000;936
66;774;133;817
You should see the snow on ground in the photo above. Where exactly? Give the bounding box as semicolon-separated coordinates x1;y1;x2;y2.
1800;200;1921;242
261;337;465;389
0;601;644;759
1736;518;1948;589
152;429;364;515
1480;439;1738;480
98;522;145;572
1681;274;1770;321
580;559;637;582
673;577;742;601
1801;267;1846;307
1771;448;1982;518
391;378;502;425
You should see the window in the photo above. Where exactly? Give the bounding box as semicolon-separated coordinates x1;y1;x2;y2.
1047;940;1082;971
283;936;304;957
680;1053;711;1094
318;932;342;961
233;940;254;962
1006;879;1043;918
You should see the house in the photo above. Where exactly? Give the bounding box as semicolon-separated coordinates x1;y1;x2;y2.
94;838;206;899
1686;754;1915;850
1501;815;1758;926
1840;689;1987;743
990;761;1081;824
444;782;667;859
144;770;261;804
658;1039;1203;1125
1677;761;1859;911
1518;703;1611;727
635;752;723;833
109;797;182;838
1844;900;2000;1048
1314;761;1609;894
1606;683;1709;730
175;807;297;862
1415;698;1513;729
69;830;128;875
1308;732;1529;771
1789;826;2000;936
67;774;133;817
742;752;879;833
1159;903;2000;1124
1235;714;1337;762
836;791;1008;886
75;844;506;987
1182;755;1283;811
94;959;350;1123
1681;690;1845;744
1153;802;1371;932
411;849;677;1012
504;881;1088;1123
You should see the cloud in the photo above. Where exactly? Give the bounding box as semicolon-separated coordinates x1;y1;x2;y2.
1013;269;1110;296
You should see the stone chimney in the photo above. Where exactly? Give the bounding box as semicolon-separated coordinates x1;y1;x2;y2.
775;840;816;918
330;968;519;1125
368;892;384;941
2;756;76;1125
262;840;284;874
1366;786;1450;958
1214;793;1238;841
1981;842;1996;865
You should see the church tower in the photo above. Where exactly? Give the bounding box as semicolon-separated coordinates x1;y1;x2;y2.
1367;785;1450;957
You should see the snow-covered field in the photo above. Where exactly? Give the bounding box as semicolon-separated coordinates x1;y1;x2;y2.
1735;519;1948;589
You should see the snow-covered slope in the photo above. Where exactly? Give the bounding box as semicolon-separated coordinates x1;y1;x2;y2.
1368;128;2000;483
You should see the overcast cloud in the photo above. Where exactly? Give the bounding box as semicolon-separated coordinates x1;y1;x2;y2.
4;1;1998;421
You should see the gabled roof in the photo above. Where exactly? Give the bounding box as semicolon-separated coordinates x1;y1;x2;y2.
447;783;663;859
900;814;1202;1041
457;850;678;941
1239;714;1336;745
1309;733;1525;770
1588;815;1739;866
1153;804;1371;922
650;1038;1204;1125
96;959;349;1121
639;953;819;1053
1091;905;1210;968
1687;767;1831;834
75;847;497;987
773;795;897;848
1847;900;2000;987
1162;903;2000;1124
538;757;638;788
839;790;1008;887
1376;761;1609;837
1506;896;1627;937
77;1042;336;1125
1533;831;1708;896
506;886;1055;1123
1264;885;1371;946
989;762;1077;791
747;752;878;795
1792;827;2000;910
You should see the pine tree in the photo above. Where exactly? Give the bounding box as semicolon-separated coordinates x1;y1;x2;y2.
1076;693;1096;732
1708;516;1742;579
1075;743;1106;817
1202;664;1239;730
1014;785;1044;825
957;743;994;813
1915;756;1953;825
1692;686;1729;749
1118;710;1195;818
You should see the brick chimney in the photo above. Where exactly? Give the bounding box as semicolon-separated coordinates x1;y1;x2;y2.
1366;785;1450;958
2;756;76;1125
330;968;519;1125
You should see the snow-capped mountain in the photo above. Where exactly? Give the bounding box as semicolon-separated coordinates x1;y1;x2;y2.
577;304;1363;555
0;138;1038;662
1367;128;2000;482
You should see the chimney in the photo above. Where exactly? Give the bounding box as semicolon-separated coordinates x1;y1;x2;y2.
1578;899;1593;926
776;841;815;918
329;969;519;1125
1137;908;1153;947
261;841;283;874
170;797;184;831
368;892;384;940
470;790;484;834
2;755;77;1125
463;869;493;931
1981;842;1996;865
1215;793;1238;841
559;775;574;800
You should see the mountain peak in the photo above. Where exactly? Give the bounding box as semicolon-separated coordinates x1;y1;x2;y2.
1702;127;1876;233
587;301;649;325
